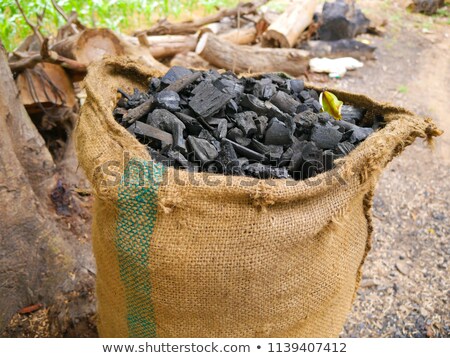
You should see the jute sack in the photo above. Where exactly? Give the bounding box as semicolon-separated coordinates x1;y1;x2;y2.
76;57;441;338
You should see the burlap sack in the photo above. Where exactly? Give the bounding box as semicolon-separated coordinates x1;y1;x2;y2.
75;57;441;338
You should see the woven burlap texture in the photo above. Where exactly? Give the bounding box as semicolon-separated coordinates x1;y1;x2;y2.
75;57;441;338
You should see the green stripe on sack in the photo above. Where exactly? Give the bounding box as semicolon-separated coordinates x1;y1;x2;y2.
116;158;165;337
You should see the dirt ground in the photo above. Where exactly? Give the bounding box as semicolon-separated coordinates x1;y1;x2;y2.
331;1;450;338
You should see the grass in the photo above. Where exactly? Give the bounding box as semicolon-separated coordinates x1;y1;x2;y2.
397;85;408;94
0;0;239;51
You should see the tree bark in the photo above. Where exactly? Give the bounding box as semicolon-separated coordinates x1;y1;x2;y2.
0;41;96;337
219;24;258;45
262;0;317;48
196;33;310;76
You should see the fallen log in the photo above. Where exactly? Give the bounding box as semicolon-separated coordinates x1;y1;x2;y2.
170;52;213;69
136;0;268;36
196;33;309;76
219;24;258;45
262;0;317;48
51;28;125;64
15;62;76;113
300;39;376;60
124;34;197;59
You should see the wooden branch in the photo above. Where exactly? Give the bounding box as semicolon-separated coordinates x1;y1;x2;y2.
136;0;268;36
51;0;69;21
9;50;87;73
262;0;317;48
15;0;44;44
196;33;310;76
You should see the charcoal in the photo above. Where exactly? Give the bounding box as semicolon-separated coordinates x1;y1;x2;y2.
161;66;192;85
175;112;203;136
311;100;322;113
187;136;219;163
253;79;277;100
166;149;192;169
215;118;228;139
246;163;289;179
295;110;317;131
289;79;304;94
264;117;293;146
149;77;161;92
335;141;355;156
227;127;251;147
147;109;186;153
341;105;366;124
156;90;180;111
318;0;370;41
235;111;257;137
310;124;343;149
222;138;265;162
322;150;335;171
240;94;267;115
269;91;301;115
299;90;311;102
254;116;268;140
114;67;377;181
350;127;374;144
189;83;232;118
128;121;172;146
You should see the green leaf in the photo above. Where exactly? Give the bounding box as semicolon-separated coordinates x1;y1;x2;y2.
319;91;343;120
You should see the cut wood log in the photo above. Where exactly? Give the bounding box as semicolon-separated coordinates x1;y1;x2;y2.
51;28;125;65
196;33;310;76
136;0;268;36
124;34;197;59
262;0;318;48
117;34;168;72
199;21;233;35
219;24;258;45
300;39;376;60
15;62;76;113
170;51;213;69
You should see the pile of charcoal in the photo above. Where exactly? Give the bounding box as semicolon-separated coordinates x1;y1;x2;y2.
113;66;379;180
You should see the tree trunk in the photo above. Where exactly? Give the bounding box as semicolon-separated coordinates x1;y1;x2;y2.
262;0;317;48
170;51;214;70
0;41;96;337
196;33;310;76
124;34;198;59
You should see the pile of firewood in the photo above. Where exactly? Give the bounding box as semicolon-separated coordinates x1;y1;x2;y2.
7;0;382;116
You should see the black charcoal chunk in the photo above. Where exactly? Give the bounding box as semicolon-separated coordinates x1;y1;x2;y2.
264;117;293;146
175;112;203;136
299;90;311;102
149;77;161;92
222;138;265;162
235;111;257;137
147;109;186;152
161;66;192;85
156;90;180;111
310;124;343;149
189;83;233;118
269;91;301;115
246;163;289;179
349;127;374;143
341;105;366;124
227;127;251;147
253;79;277;100
322;150;335;171
240;94;267;115
254;116;268;140
187;136;219;163
289;79;304;94
335;141;355;156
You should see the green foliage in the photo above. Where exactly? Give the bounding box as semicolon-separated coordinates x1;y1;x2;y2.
0;0;238;51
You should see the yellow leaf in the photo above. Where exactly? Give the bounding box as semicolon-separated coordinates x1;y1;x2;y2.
319;91;343;120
